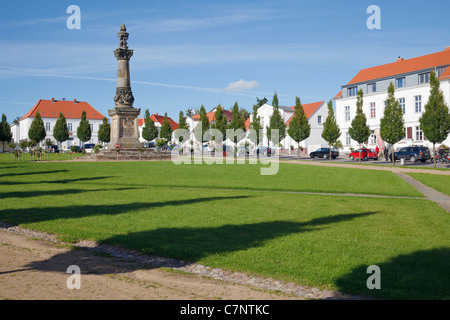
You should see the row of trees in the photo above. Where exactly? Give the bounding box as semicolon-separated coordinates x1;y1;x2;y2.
348;71;450;167
1;110;112;157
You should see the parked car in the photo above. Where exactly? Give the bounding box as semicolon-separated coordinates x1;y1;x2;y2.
256;147;272;157
50;145;59;153
83;144;95;153
69;146;82;153
349;148;378;161
310;148;339;159
390;146;431;162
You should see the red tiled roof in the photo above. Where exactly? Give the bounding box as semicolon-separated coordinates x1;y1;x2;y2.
333;91;343;100
286;101;324;126
138;114;178;130
439;66;450;80
21;99;106;121
347;49;450;85
192;109;233;123
245;117;251;130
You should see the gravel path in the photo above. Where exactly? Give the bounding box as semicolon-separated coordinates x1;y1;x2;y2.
0;222;367;300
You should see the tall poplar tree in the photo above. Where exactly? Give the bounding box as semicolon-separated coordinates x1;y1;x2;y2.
98;117;111;145
77;110;91;147
349;89;370;163
0;114;12;151
177;111;189;143
267;92;286;147
287;97;311;159
212;105;228;141
160;113;173;143
322;100;341;160
419;71;450;167
142;109;158;145
193;105;210;153
28;111;46;145
380;82;405;166
249;104;262;147
53;112;69;151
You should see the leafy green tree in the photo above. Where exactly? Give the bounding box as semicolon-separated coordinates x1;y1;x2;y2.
28;111;46;146
53;112;69;152
142;110;159;145
228;102;246;150
322;100;341;160
212;105;228;141
380;83;405;166
349;89;370;163
272;92;279;108
249;104;262;147
288;97;311;160
0;114;12;152
160;113;173;142
419;71;450;167
45;139;53;161
177;111;189;143
77;110;91;147
267;92;286;147
98;117;111;145
193;105;210;151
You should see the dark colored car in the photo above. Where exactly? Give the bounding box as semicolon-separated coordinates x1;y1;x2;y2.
390;146;431;162
349;148;378;161
310;148;339;159
50;145;59;153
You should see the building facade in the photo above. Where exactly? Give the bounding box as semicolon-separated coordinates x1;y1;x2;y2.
138;113;179;143
15;98;107;150
334;48;450;152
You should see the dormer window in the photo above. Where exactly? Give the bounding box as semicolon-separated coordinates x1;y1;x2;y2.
396;77;405;88
368;83;376;94
419;73;430;84
348;87;357;97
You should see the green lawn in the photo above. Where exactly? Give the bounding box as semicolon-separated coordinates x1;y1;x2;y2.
407;173;450;197
0;156;448;299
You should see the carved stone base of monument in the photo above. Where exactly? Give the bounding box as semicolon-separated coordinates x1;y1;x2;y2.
108;107;142;149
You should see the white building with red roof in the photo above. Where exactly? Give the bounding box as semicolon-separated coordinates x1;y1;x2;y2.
334;47;450;152
15;98;107;149
137;113;179;143
245;102;328;152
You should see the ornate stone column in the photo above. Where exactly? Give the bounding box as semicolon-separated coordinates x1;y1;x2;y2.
108;24;141;149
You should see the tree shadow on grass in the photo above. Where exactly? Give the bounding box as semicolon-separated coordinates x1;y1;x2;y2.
0;170;69;178
335;248;450;300
0;195;252;225
0;176;113;185
0;187;141;200
3;212;378;281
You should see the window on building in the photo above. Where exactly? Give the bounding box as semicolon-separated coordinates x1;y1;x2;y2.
346;132;351;145
317;115;322;125
370;133;377;144
348;87;357;97
436;66;448;78
398;98;406;114
68;123;73;132
415;126;423;141
370;103;376;118
368;83;376;94
345;106;350;122
415;96;422;113
90;124;94;132
45;122;51;131
396;77;405;88
419;73;430;84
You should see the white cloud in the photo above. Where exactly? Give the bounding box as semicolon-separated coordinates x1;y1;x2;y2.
224;79;261;92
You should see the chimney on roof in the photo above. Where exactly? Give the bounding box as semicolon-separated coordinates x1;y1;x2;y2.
396;56;404;62
51;98;55;103
74;99;78;104
155;113;158;115
62;98;66;101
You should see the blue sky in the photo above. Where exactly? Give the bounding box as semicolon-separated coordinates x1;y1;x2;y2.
1;0;449;122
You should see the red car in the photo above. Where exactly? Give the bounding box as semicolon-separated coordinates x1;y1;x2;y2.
349;148;378;161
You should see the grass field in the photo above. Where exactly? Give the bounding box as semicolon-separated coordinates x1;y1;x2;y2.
407;172;450;196
0;155;448;299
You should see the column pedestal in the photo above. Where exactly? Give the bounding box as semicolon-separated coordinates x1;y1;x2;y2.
109;107;141;149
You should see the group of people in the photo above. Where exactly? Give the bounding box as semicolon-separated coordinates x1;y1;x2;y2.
375;146;390;161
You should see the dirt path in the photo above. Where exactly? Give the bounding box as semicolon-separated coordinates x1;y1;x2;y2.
0;229;303;300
